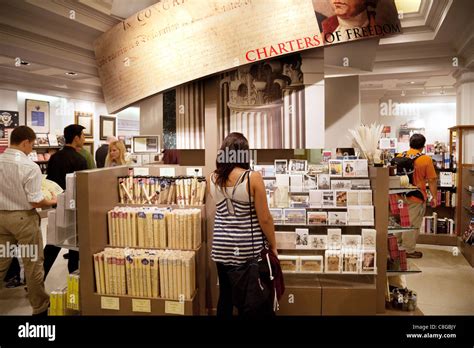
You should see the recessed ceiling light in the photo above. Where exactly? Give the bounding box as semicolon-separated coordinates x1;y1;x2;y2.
410;81;415;84
65;72;78;76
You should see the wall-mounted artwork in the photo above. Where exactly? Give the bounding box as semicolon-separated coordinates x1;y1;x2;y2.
100;116;116;140
218;54;306;149
26;100;49;133
0;110;19;128
75;111;93;137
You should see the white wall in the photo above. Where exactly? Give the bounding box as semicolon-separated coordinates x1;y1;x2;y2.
325;75;360;148
361;95;456;145
0;89;18;111
16;91;111;152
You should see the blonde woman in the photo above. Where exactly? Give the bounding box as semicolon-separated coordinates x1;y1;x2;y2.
105;141;131;167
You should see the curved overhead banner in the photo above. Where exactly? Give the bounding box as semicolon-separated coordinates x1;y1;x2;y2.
95;0;400;113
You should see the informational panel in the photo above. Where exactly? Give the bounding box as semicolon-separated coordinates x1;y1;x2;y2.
95;0;400;113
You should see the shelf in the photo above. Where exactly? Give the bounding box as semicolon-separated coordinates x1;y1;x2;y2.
283;270;377;275
464;206;474;215
275;224;374;227
91;290;198;315
387;263;421;276
389;188;420;194
33;146;62;149
56;236;79;252
418;233;457;246
388;227;415;233
105;244;201;252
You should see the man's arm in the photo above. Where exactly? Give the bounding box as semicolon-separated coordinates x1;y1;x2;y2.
428;178;438;207
30;192;57;208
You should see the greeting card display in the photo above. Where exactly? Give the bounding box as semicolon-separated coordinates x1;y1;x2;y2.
317;174;330;189
279;255;299;272
300;255;324;273
331;179;351;190
335;190;347;207
342;250;360;273
284;209;306;225
275;232;296;249
295;228;309;249
329;160;343;177
361;229;376;249
308;235;327;249
361;250;376;273
307;211;327;225
328;211;347;225
325;250;342;273
327;228;342;249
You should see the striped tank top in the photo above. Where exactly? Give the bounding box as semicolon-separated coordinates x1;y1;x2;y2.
210;170;265;266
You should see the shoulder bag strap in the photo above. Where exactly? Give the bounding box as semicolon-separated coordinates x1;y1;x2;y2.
247;170;255;256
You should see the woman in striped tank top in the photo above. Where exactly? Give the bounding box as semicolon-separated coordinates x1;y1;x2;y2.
208;132;278;318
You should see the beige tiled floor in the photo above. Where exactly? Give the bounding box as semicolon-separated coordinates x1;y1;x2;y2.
1;238;473;315
405;244;474;315
0;219;69;315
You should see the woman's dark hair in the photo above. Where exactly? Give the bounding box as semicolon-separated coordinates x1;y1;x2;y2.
214;132;250;188
10;126;36;145
409;133;426;150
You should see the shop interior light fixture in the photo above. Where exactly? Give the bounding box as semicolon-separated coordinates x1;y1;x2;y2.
65;72;78;76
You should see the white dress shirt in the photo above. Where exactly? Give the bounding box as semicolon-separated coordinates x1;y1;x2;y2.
0;148;44;210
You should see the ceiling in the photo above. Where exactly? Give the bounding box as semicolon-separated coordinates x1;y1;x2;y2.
0;0;473;105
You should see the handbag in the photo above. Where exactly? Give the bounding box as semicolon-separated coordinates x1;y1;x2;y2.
228;170;284;317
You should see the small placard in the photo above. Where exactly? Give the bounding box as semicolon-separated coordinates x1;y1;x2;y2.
186;167;203;176
165;301;185;315
133;167;150;176
160;168;176;177
100;296;120;310
132;299;151;313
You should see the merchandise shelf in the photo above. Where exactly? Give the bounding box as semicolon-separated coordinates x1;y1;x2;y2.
386;263;421;276
282;270;377;276
91;290;198;316
387;226;415;233
275;223;375;228
389;187;419;194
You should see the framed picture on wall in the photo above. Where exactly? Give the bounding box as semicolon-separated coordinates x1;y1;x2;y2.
0;110;19;128
100;116;116;140
75;111;93;137
83;141;94;155
132;135;160;154
34;133;49;147
26;100;49;133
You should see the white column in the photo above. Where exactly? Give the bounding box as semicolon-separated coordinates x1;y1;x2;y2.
455;69;474;163
300;49;325;149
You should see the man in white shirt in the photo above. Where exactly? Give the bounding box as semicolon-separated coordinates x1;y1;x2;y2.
0;126;57;316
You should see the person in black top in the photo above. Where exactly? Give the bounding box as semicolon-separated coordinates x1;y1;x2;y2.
44;124;87;279
95;136;117;168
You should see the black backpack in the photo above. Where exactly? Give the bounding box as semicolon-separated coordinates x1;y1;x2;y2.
390;151;425;200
